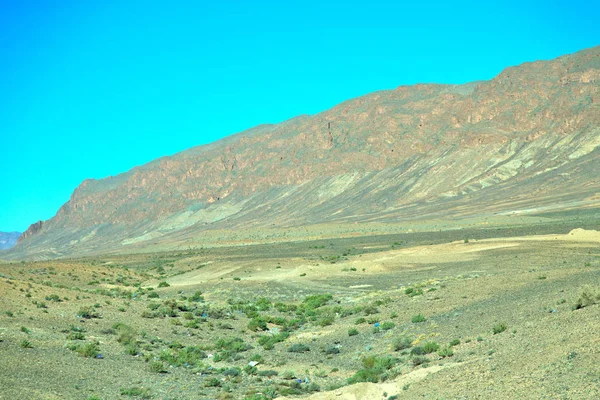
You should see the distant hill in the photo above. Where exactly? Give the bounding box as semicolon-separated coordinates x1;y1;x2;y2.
0;232;21;250
9;45;600;259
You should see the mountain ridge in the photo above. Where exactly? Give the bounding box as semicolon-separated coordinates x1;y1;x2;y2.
10;45;600;259
0;231;21;251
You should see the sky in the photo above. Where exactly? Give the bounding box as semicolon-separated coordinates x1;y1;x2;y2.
1;0;599;233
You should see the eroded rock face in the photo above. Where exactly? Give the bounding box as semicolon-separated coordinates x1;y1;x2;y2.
11;46;600;258
17;221;43;244
0;231;21;250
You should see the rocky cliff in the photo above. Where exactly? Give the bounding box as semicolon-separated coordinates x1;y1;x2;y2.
9;46;600;259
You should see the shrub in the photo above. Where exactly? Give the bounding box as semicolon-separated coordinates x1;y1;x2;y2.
258;370;278;377
381;321;395;331
363;305;379;316
348;328;359;336
19;339;33;349
437;346;454;358
67;332;85;340
573;286;600;310
422;342;439;354
355;317;366;325
288;344;310;353
248;316;269;332
412;356;428;366
405;287;423;297
20;326;30;334
347;355;398;384
411;314;427;323
258;332;289;350
147;292;160;299
148;361;166;373
158;281;170;288
492;322;507;335
393;336;412;351
77;307;100;319
120;387;151;398
317;315;335;327
324;345;340;355
76;343;100;358
449;339;460;346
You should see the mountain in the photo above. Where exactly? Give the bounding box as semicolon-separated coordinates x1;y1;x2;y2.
9;46;600;259
0;231;21;250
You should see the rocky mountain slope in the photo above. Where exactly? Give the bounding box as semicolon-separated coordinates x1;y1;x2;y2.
9;46;600;259
0;231;21;251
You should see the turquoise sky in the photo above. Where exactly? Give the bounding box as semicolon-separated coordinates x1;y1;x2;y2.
1;0;599;232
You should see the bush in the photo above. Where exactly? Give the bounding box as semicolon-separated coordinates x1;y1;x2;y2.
381;321;395;331
347;355;398;384
412;356;428;366
573;286;600;310
422;342;439;354
393;336;412;351
317;315;335;327
120;387;151;398
67;332;85;340
76;343;100;358
248;316;269;332
348;328;359;336
257;370;278;377
147;292;160;299
449;339;460;346
19;339;33;349
77;307;100;319
405;287;423;297
437;346;454;358
148;361;166;373
157;281;170;288
288;344;310;353
324;345;340;355
355;317;366;325
411;314;427;323
492;322;507;334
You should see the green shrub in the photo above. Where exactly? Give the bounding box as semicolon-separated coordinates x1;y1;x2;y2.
437;346;454;358
257;370;278;377
77;307;100;319
324;345;340;355
67;332;85;340
411;314;427;323
157;281;170;288
355;317;366;325
393;336;412;351
422;342;439;354
19;339;33;349
381;321;395;331
348;328;359;336
288;344;310;353
20;326;30;334
148;361;166;373
492;322;507;334
147;292;159;299
248;316;269;331
347;355;398;384
120;387;151;398
405;287;423;297
317;315;335;327
449;339;460;346
76;343;100;358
